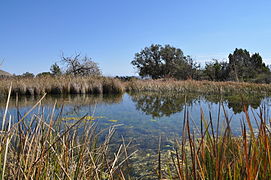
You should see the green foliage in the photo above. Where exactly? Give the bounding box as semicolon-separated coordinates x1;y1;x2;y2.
203;49;270;83
204;59;229;81
228;48;251;81
132;45;270;83
21;72;35;78
50;63;62;76
131;44;199;80
36;72;52;77
228;48;270;82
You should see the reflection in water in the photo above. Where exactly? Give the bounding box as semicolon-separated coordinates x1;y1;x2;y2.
204;94;264;114
130;92;199;117
0;93;123;108
131;92;265;116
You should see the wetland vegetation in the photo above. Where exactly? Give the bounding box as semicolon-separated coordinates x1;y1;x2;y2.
1;89;271;179
1;46;271;179
1;76;271;98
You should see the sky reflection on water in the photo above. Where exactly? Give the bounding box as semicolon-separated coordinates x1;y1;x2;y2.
0;92;270;151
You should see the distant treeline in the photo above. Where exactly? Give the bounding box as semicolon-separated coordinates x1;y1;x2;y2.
1;45;270;84
131;44;271;83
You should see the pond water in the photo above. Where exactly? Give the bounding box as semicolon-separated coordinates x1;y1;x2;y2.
0;92;270;151
1;92;271;177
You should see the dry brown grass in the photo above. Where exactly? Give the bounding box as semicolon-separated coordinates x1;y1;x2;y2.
125;79;271;94
1;76;271;98
0;76;124;96
157;106;271;179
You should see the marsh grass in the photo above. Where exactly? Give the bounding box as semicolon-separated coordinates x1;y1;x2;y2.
158;104;271;179
1;76;271;98
126;79;271;95
0;76;124;96
0;88;133;180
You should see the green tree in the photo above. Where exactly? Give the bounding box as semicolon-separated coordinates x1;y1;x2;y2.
175;55;200;80
131;44;198;79
36;72;52;77
50;63;62;76
228;48;251;81
21;72;34;78
250;53;269;74
204;59;229;81
228;49;270;82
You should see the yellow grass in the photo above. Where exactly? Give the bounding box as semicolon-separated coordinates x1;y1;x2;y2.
0;76;124;96
125;79;271;94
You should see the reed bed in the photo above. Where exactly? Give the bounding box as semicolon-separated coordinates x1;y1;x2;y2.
126;79;271;95
157;105;271;179
1;76;271;97
0;76;124;96
0;91;133;179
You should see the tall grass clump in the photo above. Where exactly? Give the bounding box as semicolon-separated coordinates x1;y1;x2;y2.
0;76;124;96
157;105;271;179
0;90;132;179
126;79;271;95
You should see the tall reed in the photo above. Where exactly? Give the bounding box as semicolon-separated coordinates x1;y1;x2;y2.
0;90;133;179
126;79;271;95
157;104;271;179
0;76;124;96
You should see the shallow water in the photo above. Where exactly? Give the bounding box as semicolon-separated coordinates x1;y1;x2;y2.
0;92;270;152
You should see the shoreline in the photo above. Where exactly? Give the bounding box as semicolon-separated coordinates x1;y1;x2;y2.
1;76;271;97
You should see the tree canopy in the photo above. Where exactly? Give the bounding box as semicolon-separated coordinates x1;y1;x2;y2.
228;48;269;82
50;63;62;76
131;44;199;79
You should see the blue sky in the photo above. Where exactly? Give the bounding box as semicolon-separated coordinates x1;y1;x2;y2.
1;0;271;76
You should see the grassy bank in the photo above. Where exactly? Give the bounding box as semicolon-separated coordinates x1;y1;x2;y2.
0;76;124;96
126;79;271;95
1;76;271;97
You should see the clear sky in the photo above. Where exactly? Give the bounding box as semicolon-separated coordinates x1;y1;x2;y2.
1;0;271;76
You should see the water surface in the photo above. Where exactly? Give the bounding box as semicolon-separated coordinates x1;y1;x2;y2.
0;92;270;151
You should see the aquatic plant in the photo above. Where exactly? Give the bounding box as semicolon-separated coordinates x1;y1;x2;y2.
157;104;271;179
0;76;124;96
126;79;271;95
0;88;133;179
1;76;271;98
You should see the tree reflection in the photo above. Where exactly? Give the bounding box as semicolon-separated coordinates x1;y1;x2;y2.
130;92;199;118
131;92;265;117
204;94;264;114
